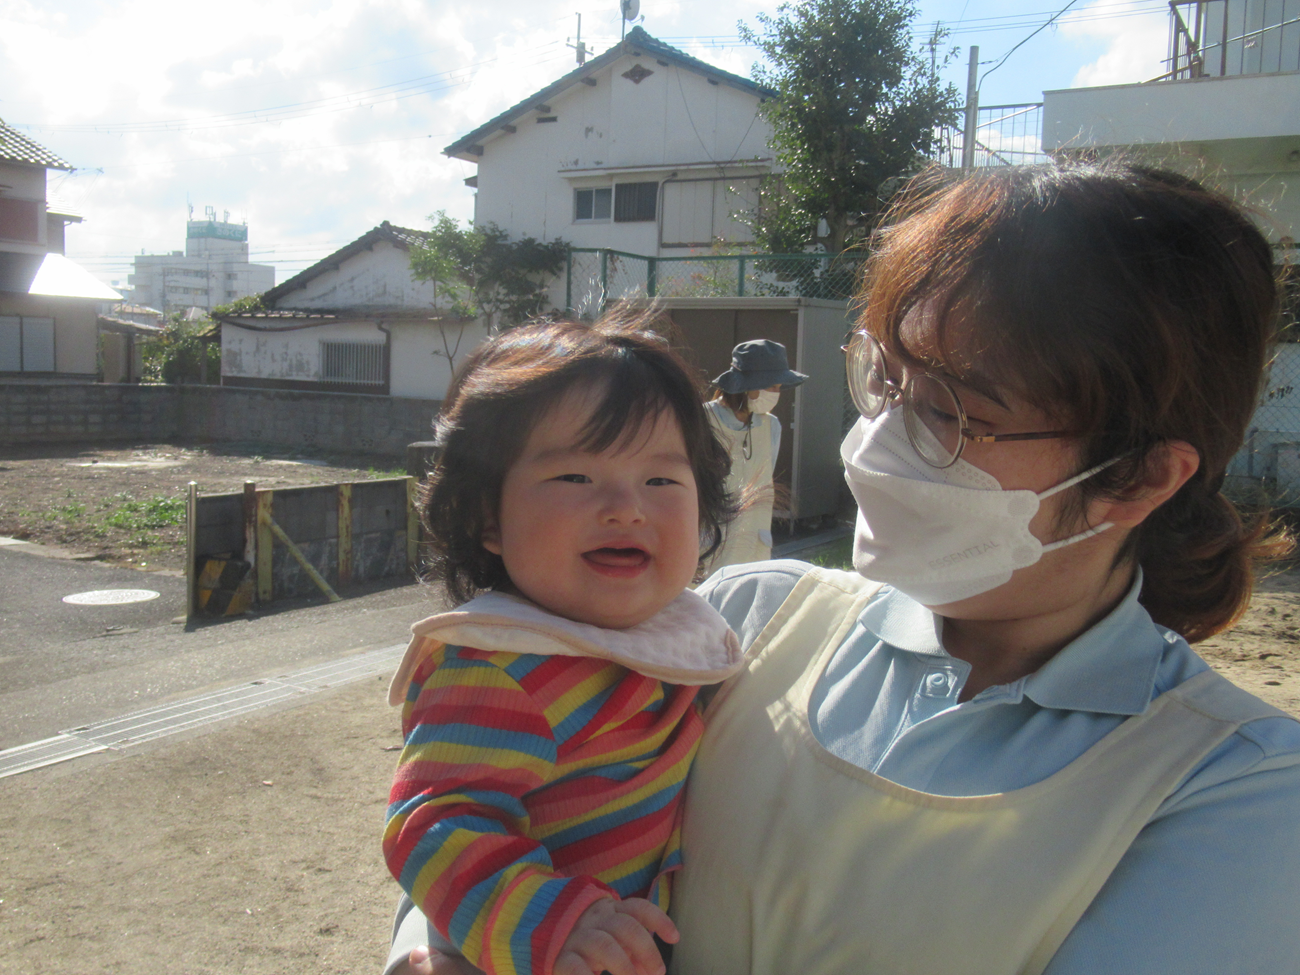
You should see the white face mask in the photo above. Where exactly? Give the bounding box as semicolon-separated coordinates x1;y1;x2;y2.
749;389;780;415
840;409;1118;606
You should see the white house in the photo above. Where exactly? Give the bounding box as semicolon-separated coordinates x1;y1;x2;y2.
443;32;852;523
445;26;777;263
1;118;119;382
213;221;483;400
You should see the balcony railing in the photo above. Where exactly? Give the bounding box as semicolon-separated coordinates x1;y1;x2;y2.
933;103;1050;169
1156;0;1300;81
563;248;868;314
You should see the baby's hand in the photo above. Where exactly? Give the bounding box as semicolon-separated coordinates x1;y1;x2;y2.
554;897;679;975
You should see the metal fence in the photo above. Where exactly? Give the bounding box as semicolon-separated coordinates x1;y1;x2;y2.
1229;338;1300;507
1160;0;1300;81
933;103;1051;170
563;248;868;316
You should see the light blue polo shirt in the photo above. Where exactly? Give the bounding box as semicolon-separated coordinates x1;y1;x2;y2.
697;560;1300;974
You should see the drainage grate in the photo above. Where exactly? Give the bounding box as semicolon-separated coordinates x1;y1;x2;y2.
0;643;406;780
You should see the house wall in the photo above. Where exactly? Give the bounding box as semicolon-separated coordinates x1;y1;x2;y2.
0;383;440;456
0;162;48;255
388;318;489;399
222;320;386;384
222;317;488;400
0;293;99;377
471;52;773;256
275;240;441;311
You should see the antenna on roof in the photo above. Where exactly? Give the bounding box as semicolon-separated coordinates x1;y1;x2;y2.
567;12;587;65
620;0;640;41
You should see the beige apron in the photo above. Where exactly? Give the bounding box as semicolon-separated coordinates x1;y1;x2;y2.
671;568;1287;975
707;404;775;570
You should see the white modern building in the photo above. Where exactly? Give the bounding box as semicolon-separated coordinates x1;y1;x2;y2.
1041;0;1300;245
128;208;275;314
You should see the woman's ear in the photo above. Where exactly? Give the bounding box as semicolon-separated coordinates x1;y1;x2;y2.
1100;440;1200;529
481;514;503;555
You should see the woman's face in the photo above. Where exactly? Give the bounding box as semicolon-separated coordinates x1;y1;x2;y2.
891;304;1132;622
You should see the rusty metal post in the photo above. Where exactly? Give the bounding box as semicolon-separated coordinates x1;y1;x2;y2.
256;490;274;604
337;483;353;588
242;480;257;569
406;477;420;572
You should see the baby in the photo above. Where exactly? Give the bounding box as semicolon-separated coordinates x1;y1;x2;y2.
383;316;744;975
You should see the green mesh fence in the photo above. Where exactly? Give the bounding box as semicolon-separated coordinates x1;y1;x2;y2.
1228;340;1300;508
564;248;868;312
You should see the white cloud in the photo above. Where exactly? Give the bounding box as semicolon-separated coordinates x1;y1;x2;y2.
1063;1;1170;88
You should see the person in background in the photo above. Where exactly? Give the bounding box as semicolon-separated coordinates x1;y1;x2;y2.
704;340;807;569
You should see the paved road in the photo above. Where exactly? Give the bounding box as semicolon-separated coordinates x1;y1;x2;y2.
0;544;187;650
0;541;439;751
0;526;848;755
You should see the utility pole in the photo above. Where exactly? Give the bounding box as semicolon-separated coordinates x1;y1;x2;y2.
567;13;586;65
961;46;979;172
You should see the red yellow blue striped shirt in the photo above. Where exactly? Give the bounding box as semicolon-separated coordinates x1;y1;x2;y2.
384;640;703;975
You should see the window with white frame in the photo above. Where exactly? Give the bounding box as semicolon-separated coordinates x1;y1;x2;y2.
321;341;385;385
574;187;612;222
0;316;55;372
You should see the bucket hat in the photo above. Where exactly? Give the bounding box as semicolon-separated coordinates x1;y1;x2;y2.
712;339;808;393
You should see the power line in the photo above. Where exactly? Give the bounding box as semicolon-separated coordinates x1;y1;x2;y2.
979;0;1091;88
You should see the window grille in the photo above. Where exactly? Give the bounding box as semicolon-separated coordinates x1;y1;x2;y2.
321;341;385;385
614;182;658;222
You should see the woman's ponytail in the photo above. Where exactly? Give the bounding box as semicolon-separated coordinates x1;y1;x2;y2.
1135;481;1293;643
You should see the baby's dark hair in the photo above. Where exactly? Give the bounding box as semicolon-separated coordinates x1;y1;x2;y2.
420;312;735;604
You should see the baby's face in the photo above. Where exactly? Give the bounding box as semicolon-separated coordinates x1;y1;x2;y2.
481;389;700;629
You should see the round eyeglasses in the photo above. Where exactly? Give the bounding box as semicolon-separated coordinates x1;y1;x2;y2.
842;330;1073;468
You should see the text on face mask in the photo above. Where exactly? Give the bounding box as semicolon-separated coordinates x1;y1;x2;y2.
927;539;1001;571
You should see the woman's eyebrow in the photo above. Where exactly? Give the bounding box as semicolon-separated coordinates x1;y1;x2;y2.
903;351;1010;410
948;371;1009;410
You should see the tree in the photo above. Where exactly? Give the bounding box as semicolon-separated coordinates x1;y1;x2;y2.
741;0;962;256
140;313;221;384
408;212;568;333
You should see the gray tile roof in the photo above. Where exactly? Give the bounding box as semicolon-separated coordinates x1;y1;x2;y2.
0;118;73;170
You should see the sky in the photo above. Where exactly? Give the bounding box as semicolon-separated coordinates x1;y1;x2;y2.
0;0;1173;292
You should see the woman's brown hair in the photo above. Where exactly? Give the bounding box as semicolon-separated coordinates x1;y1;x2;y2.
420;312;736;605
858;161;1292;642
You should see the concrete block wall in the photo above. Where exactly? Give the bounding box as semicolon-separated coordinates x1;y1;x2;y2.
0;383;440;457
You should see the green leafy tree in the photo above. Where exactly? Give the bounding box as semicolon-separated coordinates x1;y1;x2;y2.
211;294;264;317
140;313;221;384
741;0;962;256
408;212;568;332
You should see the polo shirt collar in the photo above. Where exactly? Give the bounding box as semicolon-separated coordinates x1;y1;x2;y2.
859;572;1164;716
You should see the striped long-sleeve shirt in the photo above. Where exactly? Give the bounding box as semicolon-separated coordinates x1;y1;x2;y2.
384;640;704;975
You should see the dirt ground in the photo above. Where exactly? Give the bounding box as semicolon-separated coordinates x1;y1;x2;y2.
0;441;407;571
1;445;1298;973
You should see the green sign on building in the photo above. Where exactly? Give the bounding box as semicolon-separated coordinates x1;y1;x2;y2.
187;220;248;242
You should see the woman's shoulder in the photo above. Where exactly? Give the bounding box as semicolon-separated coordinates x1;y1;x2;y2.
697;560;880;651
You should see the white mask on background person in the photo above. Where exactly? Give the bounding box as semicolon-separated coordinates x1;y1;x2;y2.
750;389;780;415
840;409;1118;606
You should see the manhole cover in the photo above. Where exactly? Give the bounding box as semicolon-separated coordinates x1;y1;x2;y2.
62;589;161;605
